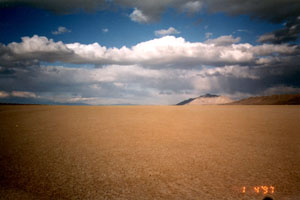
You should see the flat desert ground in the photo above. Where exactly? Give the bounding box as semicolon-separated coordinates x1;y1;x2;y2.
0;105;299;200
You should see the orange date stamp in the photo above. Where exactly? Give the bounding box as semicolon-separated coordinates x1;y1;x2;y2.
242;186;275;194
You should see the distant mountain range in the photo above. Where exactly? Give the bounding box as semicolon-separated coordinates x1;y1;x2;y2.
229;94;300;105
2;94;300;106
176;94;233;105
177;94;300;105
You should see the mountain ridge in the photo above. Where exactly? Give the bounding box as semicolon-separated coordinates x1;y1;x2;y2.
177;94;300;105
229;94;300;105
176;93;233;105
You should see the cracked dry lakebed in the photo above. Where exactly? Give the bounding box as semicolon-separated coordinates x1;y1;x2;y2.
0;105;299;199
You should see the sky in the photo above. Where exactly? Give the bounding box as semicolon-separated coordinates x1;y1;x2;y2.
0;0;300;105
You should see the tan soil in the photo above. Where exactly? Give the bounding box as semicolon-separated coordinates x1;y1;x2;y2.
0;105;299;199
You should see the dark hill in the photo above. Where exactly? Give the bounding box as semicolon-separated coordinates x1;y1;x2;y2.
176;94;233;105
230;94;300;105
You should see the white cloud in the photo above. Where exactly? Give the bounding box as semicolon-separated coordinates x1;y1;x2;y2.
154;27;180;37
1;34;300;105
102;28;109;33
1;2;300;105
49;96;97;103
11;91;38;98
7;35;71;55
181;1;202;13
0;91;38;99
0;91;9;98
2;35;299;70
204;35;241;46
1;61;299;105
52;26;71;35
129;8;150;23
250;43;298;56
66;35;254;66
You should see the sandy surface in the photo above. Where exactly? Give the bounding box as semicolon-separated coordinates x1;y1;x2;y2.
0;105;299;200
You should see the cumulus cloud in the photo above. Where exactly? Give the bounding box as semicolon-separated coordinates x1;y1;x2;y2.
154;27;180;37
1;33;300;104
180;1;202;13
52;26;71;35
129;8;150;23
2;35;299;69
0;91;37;99
0;91;9;98
257;34;277;43
0;64;185;104
1;1;300;104
0;35;73;67
204;35;240;46
11;91;38;98
1;61;299;104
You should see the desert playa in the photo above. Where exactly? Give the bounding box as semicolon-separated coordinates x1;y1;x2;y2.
0;105;299;199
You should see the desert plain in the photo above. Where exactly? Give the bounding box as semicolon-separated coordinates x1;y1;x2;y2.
0;105;299;200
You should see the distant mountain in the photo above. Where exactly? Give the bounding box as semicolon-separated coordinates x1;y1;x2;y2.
230;94;300;105
176;98;196;105
176;94;233;105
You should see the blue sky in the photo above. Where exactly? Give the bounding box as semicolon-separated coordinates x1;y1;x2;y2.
0;5;285;46
0;1;299;105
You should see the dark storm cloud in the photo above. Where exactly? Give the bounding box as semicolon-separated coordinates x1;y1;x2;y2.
258;17;300;44
2;0;299;23
0;0;195;22
2;0;299;42
204;0;300;23
199;64;300;95
0;60;299;104
203;0;300;43
0;0;108;14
